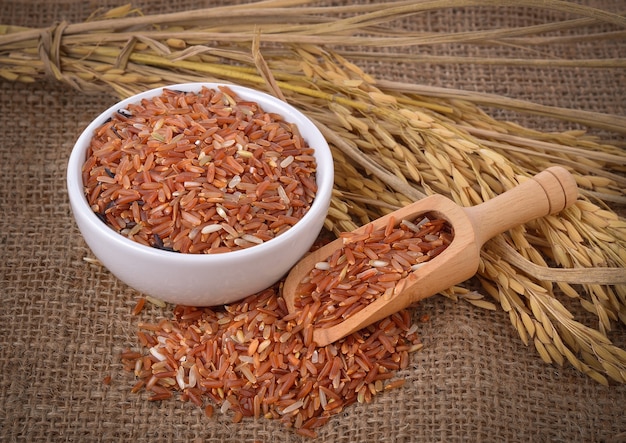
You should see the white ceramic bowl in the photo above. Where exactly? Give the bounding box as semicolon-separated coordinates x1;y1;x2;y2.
67;83;333;306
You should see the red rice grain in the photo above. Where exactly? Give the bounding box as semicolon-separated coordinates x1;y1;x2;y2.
205;404;215;418
132;297;146;316
83;86;317;254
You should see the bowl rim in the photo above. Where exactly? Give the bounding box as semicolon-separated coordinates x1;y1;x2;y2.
67;82;334;264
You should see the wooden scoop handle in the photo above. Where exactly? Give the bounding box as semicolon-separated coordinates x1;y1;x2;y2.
465;166;578;247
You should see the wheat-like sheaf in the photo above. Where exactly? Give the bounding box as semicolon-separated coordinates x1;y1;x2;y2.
2;1;624;384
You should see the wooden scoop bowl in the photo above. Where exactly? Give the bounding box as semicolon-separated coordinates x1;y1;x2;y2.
283;166;578;347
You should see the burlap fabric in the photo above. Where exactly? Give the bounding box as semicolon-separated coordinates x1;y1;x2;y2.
1;1;625;442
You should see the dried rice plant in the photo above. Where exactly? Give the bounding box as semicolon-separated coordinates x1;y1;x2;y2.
2;0;625;384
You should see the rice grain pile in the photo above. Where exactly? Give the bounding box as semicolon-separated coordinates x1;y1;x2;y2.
295;214;453;328
121;284;422;438
83;86;317;254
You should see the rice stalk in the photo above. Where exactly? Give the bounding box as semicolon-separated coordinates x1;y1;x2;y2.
1;1;625;383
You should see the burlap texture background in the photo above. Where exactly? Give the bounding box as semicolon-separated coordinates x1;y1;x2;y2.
1;1;624;442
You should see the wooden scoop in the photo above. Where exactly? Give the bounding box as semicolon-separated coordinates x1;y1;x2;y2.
283;166;578;347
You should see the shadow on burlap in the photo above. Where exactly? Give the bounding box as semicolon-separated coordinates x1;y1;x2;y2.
1;1;624;442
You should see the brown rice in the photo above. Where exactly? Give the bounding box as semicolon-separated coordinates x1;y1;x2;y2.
121;283;422;437
83;86;317;254
294;213;453;328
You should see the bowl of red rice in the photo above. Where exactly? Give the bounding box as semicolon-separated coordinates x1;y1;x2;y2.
67;83;333;306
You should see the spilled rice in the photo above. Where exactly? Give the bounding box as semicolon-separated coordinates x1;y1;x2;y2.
121;283;423;438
